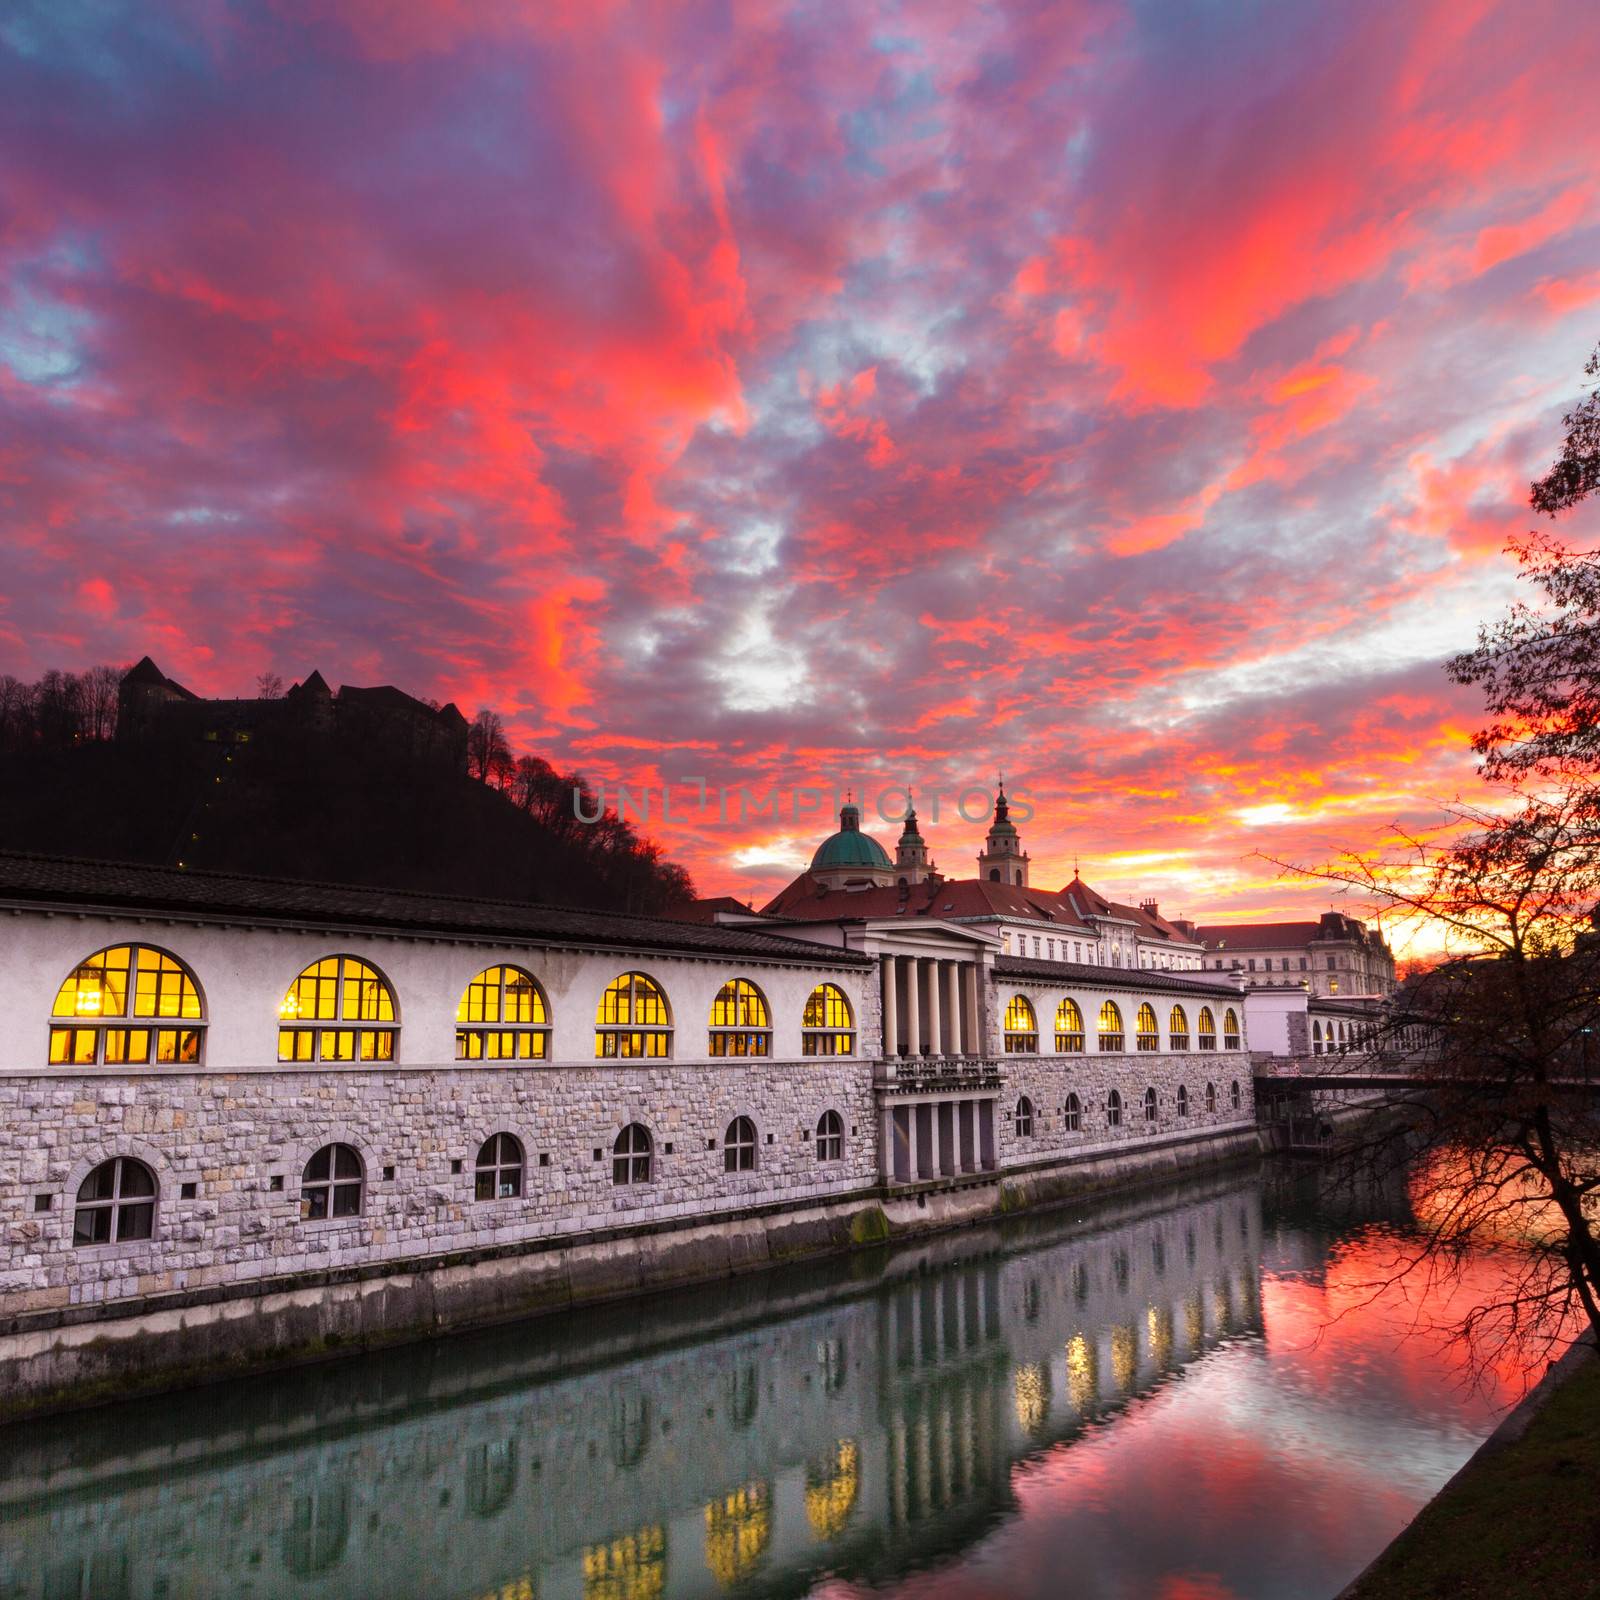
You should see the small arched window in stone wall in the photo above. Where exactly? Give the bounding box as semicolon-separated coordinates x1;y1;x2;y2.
803;984;855;1056
1197;1007;1217;1050
456;966;549;1060
1063;1091;1082;1132
279;957;396;1063
1136;1004;1159;1051
1206;1080;1217;1113
1169;1005;1189;1050
51;945;204;1067
1143;1086;1158;1122
816;1109;844;1161
475;1132;523;1201
1098;1000;1125;1052
613;1123;653;1185
1177;1083;1190;1117
1004;994;1039;1053
724;1115;758;1173
301;1143;363;1220
596;972;672;1058
1106;1088;1123;1128
1231;1079;1243;1111
1055;998;1085;1052
74;1156;156;1245
1015;1095;1034;1137
709;978;772;1057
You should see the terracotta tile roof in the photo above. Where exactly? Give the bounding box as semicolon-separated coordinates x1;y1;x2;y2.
0;852;868;966
761;873;1094;928
1193;922;1322;950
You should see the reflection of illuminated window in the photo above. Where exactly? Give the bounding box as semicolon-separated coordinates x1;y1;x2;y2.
804;1440;860;1540
1111;1323;1137;1391
283;1484;350;1577
1013;1361;1050;1434
50;944;204;1067
583;1525;666;1600
466;1439;518;1518
704;1483;771;1589
1147;1304;1174;1367
1186;1291;1205;1350
1065;1331;1097;1410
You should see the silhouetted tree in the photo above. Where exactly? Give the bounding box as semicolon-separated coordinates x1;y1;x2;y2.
256;671;285;699
466;708;509;782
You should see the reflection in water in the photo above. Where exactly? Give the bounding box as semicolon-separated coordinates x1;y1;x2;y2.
0;1165;1544;1600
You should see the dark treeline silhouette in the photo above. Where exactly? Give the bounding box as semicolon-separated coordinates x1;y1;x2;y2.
0;665;694;915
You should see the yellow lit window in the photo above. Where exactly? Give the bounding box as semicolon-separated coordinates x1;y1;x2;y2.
596;973;671;1059
1169;1005;1189;1047
48;945;205;1067
1223;1008;1241;1049
1098;1000;1124;1051
802;983;855;1056
709;978;771;1057
1003;994;1038;1053
1136;1003;1159;1051
277;957;397;1063
456;966;550;1061
1197;1007;1217;1049
1054;997;1085;1052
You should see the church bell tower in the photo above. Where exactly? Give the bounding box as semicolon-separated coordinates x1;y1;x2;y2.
977;779;1029;887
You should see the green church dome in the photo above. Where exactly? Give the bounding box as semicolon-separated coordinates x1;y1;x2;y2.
810;803;892;872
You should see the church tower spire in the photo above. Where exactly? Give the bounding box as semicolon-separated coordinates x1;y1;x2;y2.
895;791;936;885
977;776;1029;886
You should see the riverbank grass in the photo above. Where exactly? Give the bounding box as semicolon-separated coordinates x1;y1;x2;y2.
1346;1349;1600;1600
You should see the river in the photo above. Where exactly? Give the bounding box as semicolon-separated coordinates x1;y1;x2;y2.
0;1161;1542;1600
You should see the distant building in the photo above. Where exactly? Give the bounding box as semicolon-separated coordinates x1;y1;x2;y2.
1194;912;1395;997
117;656;468;773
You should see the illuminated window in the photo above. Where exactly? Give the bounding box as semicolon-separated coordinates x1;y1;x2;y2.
1136;1003;1159;1051
1223;1008;1241;1049
595;973;671;1059
1206;1081;1217;1113
1197;1007;1217;1050
709;979;771;1057
1106;1088;1123;1128
724;1115;757;1173
301;1144;363;1220
1231;1079;1242;1111
804;1440;859;1540
1054;998;1085;1052
1098;999;1124;1052
50;945;204;1067
1064;1091;1082;1131
1177;1083;1190;1116
73;1157;156;1245
1143;1086;1158;1122
816;1109;843;1161
1004;994;1038;1053
456;966;549;1061
802;983;855;1056
582;1525;666;1600
1015;1095;1034;1137
475;1132;523;1201
278;958;396;1064
613;1122;653;1186
1169;1004;1189;1050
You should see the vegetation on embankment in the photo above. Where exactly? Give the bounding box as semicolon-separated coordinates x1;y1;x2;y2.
1343;1343;1600;1600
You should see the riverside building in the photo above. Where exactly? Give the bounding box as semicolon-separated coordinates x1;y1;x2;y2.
0;804;1255;1411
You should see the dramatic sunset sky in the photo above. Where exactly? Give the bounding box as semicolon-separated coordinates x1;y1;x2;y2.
3;1;1599;929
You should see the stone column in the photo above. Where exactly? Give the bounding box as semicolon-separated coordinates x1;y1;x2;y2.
963;964;981;1054
945;961;961;1054
881;1101;896;1184
930;1097;944;1177
924;958;941;1057
905;958;920;1061
881;955;898;1060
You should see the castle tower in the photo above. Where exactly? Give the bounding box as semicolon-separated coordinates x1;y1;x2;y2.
977;779;1029;887
894;794;936;886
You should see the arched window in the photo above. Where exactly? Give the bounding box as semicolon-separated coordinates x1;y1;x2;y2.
1015;1095;1034;1137
1004;995;1038;1053
1063;1091;1082;1132
1136;1003;1159;1051
1197;1007;1217;1050
73;1157;156;1245
466;1440;518;1519
456;966;549;1060
613;1123;653;1185
1231;1079;1242;1111
279;958;396;1063
301;1144;363;1220
709;978;771;1057
802;984;855;1056
1054;998;1085;1052
1143;1086;1158;1122
1177;1083;1190;1116
1223;1008;1241;1049
474;1133;523;1201
816;1110;843;1161
1206;1080;1217;1113
51;945;203;1066
1169;1005;1189;1050
1312;1018;1324;1054
1098;1000;1125;1052
1106;1088;1123;1128
596;973;671;1058
724;1115;757;1172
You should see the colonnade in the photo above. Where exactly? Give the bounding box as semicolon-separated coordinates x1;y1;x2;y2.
880;955;981;1057
882;1100;997;1183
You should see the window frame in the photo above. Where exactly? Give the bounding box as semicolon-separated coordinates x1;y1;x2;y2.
278;956;398;1065
1177;1083;1190;1117
73;1156;158;1246
1004;994;1039;1054
723;1115;758;1173
474;1132;524;1202
612;1122;654;1186
1054;997;1085;1053
1063;1091;1082;1132
1143;1086;1158;1123
456;965;551;1062
49;944;206;1069
1014;1094;1034;1137
708;978;772;1058
816;1109;844;1161
1196;1006;1217;1050
1169;1004;1189;1051
596;972;673;1059
300;1143;364;1222
1135;1003;1159;1052
1106;1088;1123;1128
1097;999;1125;1052
1223;1008;1242;1049
802;983;856;1056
